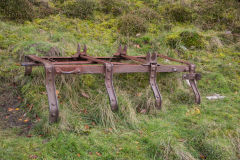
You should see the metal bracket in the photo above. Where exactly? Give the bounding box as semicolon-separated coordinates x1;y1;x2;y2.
147;52;162;109
73;43;87;58
24;56;32;76
182;73;201;80
183;64;201;104
114;45;127;56
150;63;162;109
104;63;118;111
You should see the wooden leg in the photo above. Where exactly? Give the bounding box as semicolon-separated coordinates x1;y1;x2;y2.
45;65;59;123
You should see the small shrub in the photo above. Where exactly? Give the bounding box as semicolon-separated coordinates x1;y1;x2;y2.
166;31;205;49
30;0;56;18
63;0;96;19
132;7;160;22
168;5;193;23
134;36;151;45
166;34;180;49
169;90;193;104
180;31;205;49
142;0;159;8
0;0;35;22
193;0;240;30
118;14;148;36
99;0;129;16
232;25;240;34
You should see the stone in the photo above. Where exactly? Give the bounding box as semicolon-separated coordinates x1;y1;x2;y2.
210;36;223;49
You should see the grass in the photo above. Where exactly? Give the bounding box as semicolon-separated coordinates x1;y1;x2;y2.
0;0;240;159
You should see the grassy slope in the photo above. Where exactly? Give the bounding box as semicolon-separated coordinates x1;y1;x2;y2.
0;0;240;159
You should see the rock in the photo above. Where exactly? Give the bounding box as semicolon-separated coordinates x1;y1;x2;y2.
221;31;234;41
210;36;223;49
225;30;232;35
206;94;225;100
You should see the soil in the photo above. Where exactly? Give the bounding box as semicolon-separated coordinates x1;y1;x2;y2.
0;83;32;135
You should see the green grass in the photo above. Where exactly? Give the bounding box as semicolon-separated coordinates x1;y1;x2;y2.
0;0;240;159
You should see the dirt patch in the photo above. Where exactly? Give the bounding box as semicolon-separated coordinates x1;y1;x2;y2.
0;84;32;135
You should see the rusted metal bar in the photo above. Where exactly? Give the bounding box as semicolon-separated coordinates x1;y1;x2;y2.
22;44;201;123
53;64;188;74
114;45;146;63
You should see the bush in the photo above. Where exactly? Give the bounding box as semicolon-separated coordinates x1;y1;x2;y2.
193;0;240;30
180;31;204;49
63;0;96;19
169;5;193;23
30;0;56;18
166;31;205;49
99;0;129;16
0;0;35;22
132;7;160;22
118;14;148;36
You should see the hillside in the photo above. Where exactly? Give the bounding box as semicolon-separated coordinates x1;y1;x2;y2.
0;0;240;159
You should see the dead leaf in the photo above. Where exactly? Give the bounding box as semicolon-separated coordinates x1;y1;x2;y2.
80;90;89;98
8;108;14;112
200;153;206;159
96;152;102;156
41;92;47;95
29;155;38;159
84;125;90;130
82;109;87;114
136;92;142;97
140;109;147;114
56;90;60;96
36;117;41;121
28;104;33;112
178;139;185;142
